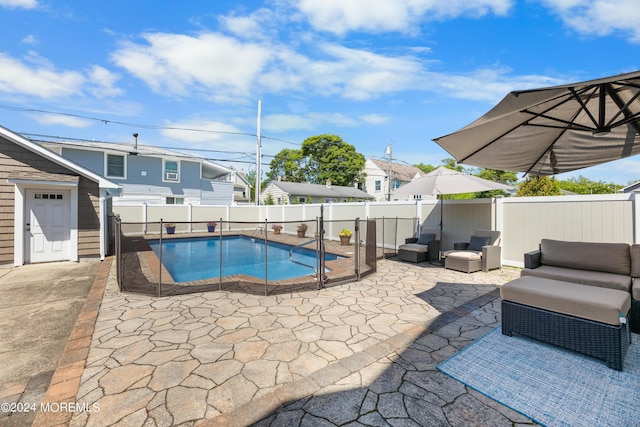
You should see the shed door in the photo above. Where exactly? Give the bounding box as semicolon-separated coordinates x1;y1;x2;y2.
25;189;71;263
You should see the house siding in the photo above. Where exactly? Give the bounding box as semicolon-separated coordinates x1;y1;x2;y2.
0;137;102;264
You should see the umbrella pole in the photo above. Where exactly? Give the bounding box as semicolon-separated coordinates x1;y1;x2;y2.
433;194;444;266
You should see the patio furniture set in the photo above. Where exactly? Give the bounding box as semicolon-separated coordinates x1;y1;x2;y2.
398;227;502;273
502;239;639;370
398;231;638;370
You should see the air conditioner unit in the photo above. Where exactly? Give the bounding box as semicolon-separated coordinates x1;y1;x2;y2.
165;172;178;180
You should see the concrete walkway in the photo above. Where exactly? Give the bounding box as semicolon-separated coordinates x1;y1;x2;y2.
0;260;103;427
53;258;535;426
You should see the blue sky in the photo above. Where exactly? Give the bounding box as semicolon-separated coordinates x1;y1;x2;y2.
2;0;640;185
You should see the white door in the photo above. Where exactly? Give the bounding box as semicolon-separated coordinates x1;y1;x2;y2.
25;189;71;263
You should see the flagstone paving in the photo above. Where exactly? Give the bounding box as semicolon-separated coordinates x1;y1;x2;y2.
57;258;538;426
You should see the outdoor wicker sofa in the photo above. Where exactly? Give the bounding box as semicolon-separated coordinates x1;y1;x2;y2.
398;226;441;263
521;239;640;333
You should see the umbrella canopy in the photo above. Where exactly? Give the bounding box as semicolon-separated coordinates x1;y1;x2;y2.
433;70;640;176
393;166;512;196
393;167;511;254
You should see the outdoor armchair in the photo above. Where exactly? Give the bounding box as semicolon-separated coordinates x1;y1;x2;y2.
444;230;501;273
398;226;441;263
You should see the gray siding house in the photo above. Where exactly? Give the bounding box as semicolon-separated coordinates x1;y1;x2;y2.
1;125;119;266
41;140;235;205
260;180;373;204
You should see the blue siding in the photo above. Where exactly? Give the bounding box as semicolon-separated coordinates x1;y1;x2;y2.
61;148;104;175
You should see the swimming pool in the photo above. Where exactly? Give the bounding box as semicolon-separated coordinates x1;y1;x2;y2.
148;235;339;282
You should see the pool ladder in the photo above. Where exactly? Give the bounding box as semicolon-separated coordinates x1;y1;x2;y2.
289;239;319;277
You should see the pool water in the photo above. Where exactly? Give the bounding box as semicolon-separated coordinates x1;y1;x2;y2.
148;235;339;282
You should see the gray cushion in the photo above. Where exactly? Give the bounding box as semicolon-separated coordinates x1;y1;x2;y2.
631;245;640;277
417;233;436;245
521;265;632;293
468;235;491;251
540;239;631;275
398;243;428;253
501;276;630;326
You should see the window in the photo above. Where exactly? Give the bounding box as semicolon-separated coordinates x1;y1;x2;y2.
106;154;125;178
166;197;184;204
375;180;381;191
163;160;180;182
324;198;337;203
35;193;63;199
298;196;306;203
393;179;400;189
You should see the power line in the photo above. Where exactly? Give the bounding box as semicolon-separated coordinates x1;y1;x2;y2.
1;103;301;146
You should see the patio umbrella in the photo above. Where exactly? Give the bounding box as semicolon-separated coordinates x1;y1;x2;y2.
392;167;512;249
433;70;640;176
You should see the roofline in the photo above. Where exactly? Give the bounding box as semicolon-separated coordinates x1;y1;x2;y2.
0;125;119;189
40;139;234;176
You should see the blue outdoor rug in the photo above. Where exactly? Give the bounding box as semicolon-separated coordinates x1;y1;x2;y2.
438;328;640;427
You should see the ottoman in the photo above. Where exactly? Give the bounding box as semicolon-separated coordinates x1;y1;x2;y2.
501;276;632;370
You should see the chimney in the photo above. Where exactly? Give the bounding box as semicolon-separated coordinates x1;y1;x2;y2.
326;179;331;188
132;133;139;150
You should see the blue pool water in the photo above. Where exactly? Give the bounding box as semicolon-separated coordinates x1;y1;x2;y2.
148;235;339;282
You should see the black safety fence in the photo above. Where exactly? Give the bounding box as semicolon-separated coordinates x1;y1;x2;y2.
112;212;417;297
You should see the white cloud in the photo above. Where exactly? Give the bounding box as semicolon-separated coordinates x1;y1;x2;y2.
111;32;271;101
360;113;390;125
0;0;37;9
0;52;84;98
22;34;38;45
160;119;248;144
540;0;640;42
432;68;566;102
0;52;124;101
293;0;512;35
87;65;122;98
31;113;92;128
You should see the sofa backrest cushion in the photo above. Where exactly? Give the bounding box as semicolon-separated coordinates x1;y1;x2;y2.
540;239;630;275
631;244;640;278
472;230;500;246
418;226;440;241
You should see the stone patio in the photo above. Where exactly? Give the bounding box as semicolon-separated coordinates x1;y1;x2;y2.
58;256;536;426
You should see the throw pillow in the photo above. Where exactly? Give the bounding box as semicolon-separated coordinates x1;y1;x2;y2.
467;235;491;251
417;233;436;245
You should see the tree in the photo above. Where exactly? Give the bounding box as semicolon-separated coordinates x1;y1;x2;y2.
265;148;306;183
414;163;436;174
517;176;560;196
301;134;366;186
557;175;620;194
474;168;519;198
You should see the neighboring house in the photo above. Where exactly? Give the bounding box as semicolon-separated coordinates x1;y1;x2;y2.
360;159;426;202
0;125;119;266
260;180;373;204
620;181;640;193
233;171;252;204
40;138;234;205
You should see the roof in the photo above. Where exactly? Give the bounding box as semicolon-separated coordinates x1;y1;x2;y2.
39;140;233;180
369;159;424;182
0;125;119;190
620;181;640;193
6;170;79;184
268;181;374;199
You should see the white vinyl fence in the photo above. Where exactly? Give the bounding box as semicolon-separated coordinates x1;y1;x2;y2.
113;192;640;268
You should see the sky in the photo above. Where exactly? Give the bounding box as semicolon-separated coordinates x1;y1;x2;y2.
1;0;640;186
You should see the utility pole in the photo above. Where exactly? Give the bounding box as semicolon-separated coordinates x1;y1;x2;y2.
386;141;393;201
256;100;262;205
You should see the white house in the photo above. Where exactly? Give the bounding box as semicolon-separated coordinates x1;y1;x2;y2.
360;159;427;202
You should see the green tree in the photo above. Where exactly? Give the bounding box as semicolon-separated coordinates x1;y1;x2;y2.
263;192;275;205
301;134;366;186
517;176;560;196
413;163;436;174
266;148;306;183
441;158;464;172
474;168;519;198
557;175;620;194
